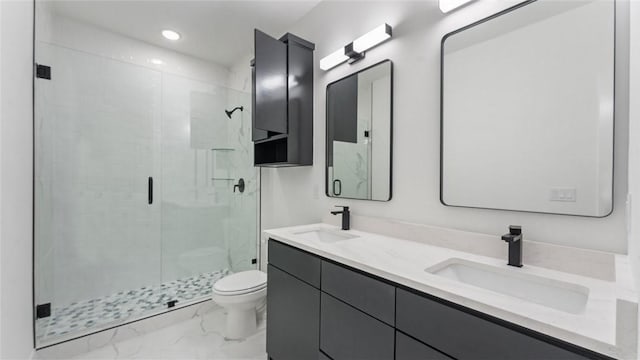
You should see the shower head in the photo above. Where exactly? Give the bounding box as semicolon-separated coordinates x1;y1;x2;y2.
225;106;244;119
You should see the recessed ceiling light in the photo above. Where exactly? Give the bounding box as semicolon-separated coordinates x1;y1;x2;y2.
150;58;164;65
162;29;181;41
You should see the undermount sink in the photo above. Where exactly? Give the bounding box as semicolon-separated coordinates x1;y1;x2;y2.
426;258;589;314
293;228;358;243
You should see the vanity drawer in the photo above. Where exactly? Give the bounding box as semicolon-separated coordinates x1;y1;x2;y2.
320;293;394;360
268;239;321;288
321;260;395;325
396;289;591;360
395;331;453;360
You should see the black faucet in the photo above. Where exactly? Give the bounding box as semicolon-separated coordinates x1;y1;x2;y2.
330;206;350;230
501;225;523;267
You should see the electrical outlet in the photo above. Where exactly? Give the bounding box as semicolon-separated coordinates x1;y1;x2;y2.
550;188;577;202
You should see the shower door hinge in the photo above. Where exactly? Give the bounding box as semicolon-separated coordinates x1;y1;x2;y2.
36;303;52;319
167;300;178;309
35;64;51;80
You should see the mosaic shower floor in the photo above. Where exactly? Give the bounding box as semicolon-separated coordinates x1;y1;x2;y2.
36;269;230;345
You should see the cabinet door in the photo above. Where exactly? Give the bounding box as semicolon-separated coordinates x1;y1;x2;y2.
254;29;287;135
320;293;394;360
321;261;395;326
286;40;314;165
267;265;320;360
268;240;321;288
251;62;268;141
396;289;591;360
396;332;453;360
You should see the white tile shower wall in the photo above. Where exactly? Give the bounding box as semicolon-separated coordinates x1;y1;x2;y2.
240;0;629;254
0;1;35;358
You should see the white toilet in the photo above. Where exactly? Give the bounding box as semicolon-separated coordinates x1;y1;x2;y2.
212;270;267;339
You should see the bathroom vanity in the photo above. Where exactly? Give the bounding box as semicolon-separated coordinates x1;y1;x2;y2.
264;223;637;360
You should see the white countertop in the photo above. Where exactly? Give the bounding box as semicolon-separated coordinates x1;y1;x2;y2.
264;223;638;359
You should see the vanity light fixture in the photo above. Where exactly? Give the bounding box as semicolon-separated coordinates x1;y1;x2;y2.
162;29;181;41
439;0;475;13
319;23;392;71
319;48;350;71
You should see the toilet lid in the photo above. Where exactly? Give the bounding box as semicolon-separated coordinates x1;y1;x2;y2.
213;270;267;294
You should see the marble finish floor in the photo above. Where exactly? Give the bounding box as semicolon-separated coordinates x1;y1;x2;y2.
66;307;266;359
37;270;230;345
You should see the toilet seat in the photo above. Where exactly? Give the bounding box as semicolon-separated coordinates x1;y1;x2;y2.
213;270;267;296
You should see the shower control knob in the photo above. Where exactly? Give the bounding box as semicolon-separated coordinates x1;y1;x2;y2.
233;178;245;193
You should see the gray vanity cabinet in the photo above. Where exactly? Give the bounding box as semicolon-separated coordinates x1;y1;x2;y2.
266;239;608;360
266;242;321;360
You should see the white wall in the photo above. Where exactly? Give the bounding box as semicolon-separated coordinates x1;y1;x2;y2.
627;0;640;352
0;0;35;358
628;0;640;289
249;0;629;253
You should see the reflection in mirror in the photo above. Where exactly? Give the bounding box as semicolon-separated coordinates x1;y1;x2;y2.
326;60;392;201
441;0;614;217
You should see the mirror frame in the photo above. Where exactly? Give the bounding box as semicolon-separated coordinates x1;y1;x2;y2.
325;59;394;201
439;0;616;218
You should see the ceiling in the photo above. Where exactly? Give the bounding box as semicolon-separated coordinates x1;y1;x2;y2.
49;0;321;68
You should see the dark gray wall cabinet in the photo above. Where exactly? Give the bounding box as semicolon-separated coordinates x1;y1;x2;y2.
266;239;609;360
253;30;314;167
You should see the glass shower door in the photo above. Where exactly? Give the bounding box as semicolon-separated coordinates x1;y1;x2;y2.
34;35;259;349
159;75;258;305
34;43;162;345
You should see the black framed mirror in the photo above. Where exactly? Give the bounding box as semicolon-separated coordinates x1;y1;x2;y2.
440;0;615;217
326;60;393;201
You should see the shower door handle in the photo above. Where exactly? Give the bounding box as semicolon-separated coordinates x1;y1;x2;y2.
148;177;153;205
